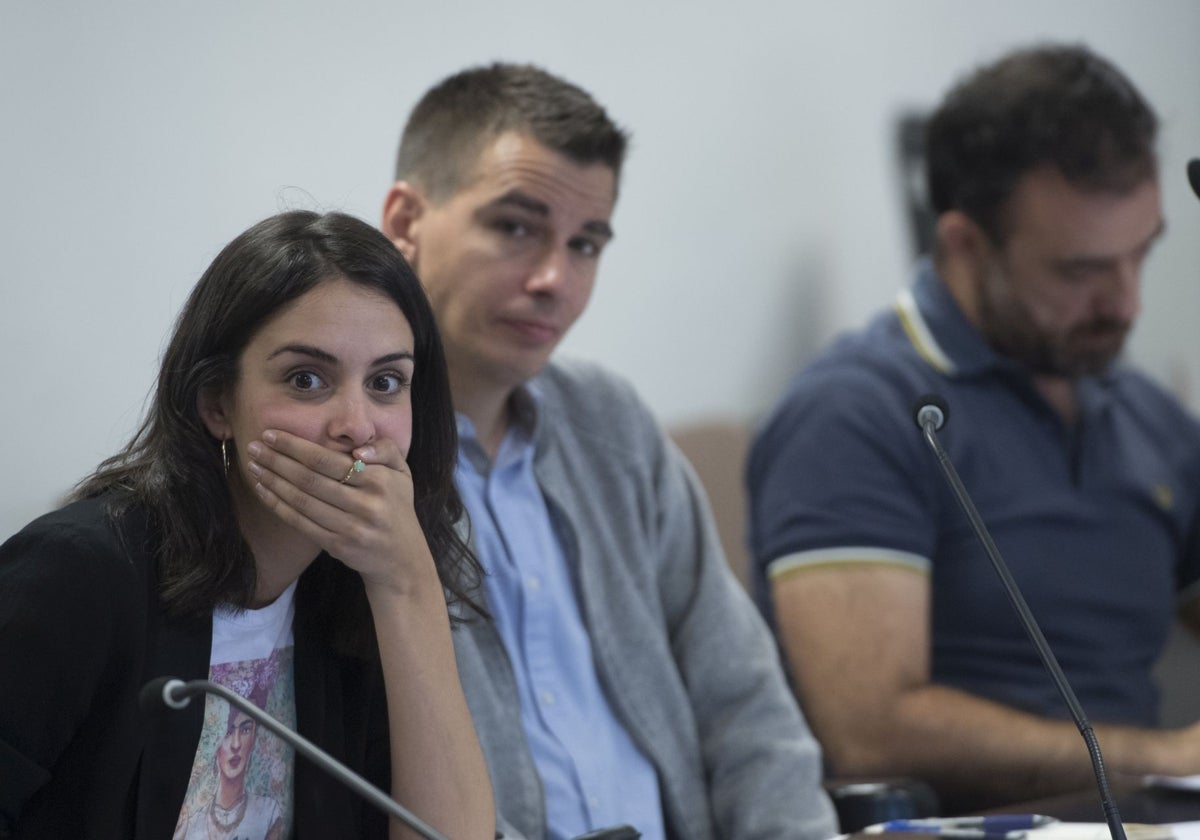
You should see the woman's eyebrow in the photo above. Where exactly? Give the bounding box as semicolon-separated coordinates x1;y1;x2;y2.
267;344;414;367
268;343;337;363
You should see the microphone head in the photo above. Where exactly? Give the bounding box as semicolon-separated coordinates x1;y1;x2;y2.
1189;159;1200;201
913;394;949;431
139;677;191;714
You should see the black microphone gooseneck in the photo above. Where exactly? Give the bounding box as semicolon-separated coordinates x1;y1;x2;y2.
911;395;1127;840
140;677;450;840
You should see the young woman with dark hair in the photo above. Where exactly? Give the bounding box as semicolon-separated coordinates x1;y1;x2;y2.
0;211;494;839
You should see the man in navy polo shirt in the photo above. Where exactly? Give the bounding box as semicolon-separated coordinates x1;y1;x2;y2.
749;43;1200;812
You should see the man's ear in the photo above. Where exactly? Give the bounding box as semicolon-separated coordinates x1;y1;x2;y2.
935;210;989;267
196;385;232;442
381;181;427;265
935;210;994;324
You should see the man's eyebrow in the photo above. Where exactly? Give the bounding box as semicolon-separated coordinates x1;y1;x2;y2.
486;189;615;240
488;190;550;217
582;219;615;240
1055;218;1167;269
267;344;414;366
1122;217;1167;254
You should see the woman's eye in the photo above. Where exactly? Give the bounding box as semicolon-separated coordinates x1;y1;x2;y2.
370;373;408;395
289;371;326;391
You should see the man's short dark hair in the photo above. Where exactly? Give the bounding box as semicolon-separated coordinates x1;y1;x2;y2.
926;43;1158;243
395;62;629;202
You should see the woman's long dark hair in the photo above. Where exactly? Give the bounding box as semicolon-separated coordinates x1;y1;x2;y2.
73;211;480;639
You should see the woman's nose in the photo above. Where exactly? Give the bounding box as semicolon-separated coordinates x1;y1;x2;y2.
327;392;375;447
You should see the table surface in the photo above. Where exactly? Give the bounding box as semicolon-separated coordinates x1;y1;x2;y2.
844;779;1200;840
986;779;1200;825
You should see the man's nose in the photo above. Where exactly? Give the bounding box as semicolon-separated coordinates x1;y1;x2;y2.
525;245;570;294
1098;261;1141;323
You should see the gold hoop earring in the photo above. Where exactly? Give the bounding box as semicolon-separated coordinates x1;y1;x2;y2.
222;439;230;476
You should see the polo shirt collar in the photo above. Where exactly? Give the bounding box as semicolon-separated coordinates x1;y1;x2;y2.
896;257;999;378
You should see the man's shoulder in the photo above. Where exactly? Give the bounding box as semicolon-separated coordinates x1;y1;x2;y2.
534;356;644;408
765;310;933;430
1107;365;1200;438
529;357;669;478
533;357;657;435
1111;364;1191;405
748;306;947;495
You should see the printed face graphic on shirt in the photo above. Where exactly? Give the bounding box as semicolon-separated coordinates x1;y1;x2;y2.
217;709;258;789
174;646;295;840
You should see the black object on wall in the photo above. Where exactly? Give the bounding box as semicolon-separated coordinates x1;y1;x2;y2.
895;112;937;259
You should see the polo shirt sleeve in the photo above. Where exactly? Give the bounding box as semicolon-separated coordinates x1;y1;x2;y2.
748;362;940;593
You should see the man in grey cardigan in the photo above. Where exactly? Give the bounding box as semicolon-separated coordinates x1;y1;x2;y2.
381;63;836;840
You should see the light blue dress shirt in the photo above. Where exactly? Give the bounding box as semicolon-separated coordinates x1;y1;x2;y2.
455;399;665;840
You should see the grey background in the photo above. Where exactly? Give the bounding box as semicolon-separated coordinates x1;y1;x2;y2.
3;1;1199;539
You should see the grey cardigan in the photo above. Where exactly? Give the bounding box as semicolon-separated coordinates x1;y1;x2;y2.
452;359;837;840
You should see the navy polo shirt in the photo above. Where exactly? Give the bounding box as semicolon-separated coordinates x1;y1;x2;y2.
748;258;1200;725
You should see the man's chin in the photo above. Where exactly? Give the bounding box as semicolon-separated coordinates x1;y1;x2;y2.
1050;348;1124;379
487;351;555;393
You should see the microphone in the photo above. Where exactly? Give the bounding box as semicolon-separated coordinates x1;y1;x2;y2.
140;677;450;840
911;395;1128;840
1188;159;1200;201
913;394;947;432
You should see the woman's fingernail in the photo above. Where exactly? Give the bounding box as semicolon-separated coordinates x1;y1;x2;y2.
247;460;263;477
247;441;263;459
263;430;278;444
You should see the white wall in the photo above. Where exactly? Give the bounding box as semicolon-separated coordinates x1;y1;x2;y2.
3;0;1199;540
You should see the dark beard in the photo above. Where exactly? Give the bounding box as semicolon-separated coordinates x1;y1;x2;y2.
977;270;1128;379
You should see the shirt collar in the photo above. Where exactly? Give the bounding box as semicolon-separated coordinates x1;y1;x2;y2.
895;256;998;377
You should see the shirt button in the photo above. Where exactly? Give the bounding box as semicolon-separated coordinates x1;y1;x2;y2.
527;576;541;591
588;796;600;808
540;690;556;705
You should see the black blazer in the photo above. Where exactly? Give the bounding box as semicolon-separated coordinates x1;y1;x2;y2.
0;495;391;839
